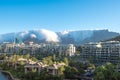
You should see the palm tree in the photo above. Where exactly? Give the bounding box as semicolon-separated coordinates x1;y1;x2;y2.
25;53;30;63
63;57;69;65
9;54;20;70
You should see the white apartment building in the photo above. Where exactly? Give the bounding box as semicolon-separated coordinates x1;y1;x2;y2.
39;43;76;56
0;42;76;56
82;41;120;65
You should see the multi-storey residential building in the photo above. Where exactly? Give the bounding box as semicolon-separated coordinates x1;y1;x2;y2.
39;44;76;56
0;42;76;56
81;41;120;65
0;42;40;54
0;42;17;54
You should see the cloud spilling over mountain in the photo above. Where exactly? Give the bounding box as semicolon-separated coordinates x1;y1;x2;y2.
38;29;59;42
0;29;59;43
0;29;119;45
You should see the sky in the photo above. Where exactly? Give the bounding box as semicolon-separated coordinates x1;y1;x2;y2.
0;0;120;34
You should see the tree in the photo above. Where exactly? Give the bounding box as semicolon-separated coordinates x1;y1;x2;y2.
25;53;30;61
88;56;94;63
104;62;115;79
19;61;25;65
31;57;38;62
89;63;95;69
63;57;69;65
112;72;120;80
64;66;77;79
9;54;19;70
59;66;65;75
52;54;56;62
42;56;53;65
94;62;117;80
42;58;48;64
94;72;105;80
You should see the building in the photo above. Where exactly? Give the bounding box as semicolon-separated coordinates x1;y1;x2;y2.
81;41;120;65
39;43;76;56
66;44;76;56
0;42;40;54
0;42;76;56
47;62;66;76
116;64;120;72
24;61;47;74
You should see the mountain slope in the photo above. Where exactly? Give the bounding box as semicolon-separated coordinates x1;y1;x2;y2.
82;30;119;43
0;29;119;45
106;35;120;41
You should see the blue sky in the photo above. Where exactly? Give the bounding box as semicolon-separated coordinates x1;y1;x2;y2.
0;0;120;34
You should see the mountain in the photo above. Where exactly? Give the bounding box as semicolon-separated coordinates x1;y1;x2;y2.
57;30;94;44
0;29;119;45
106;35;120;41
81;30;120;43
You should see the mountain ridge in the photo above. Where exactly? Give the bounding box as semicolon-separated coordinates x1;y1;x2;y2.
0;29;119;45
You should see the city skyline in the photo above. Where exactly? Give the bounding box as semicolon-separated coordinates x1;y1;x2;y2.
0;0;120;34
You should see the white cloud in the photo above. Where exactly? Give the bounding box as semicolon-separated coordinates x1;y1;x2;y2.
30;34;37;38
39;29;59;42
61;30;69;35
20;31;29;37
